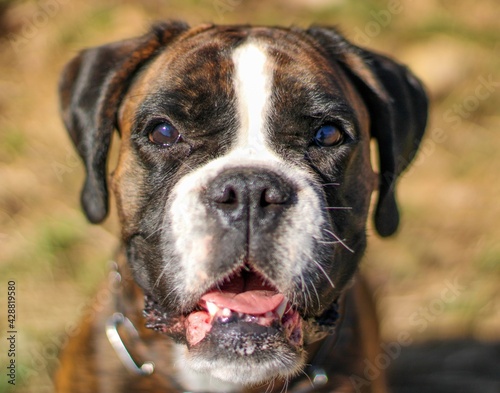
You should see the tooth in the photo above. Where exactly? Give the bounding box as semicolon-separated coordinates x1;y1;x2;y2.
221;308;231;317
276;299;287;318
245;315;257;323
206;301;219;317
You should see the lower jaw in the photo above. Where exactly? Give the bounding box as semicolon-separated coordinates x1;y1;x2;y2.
185;322;306;385
190;316;303;350
143;294;305;347
143;294;340;349
144;299;306;384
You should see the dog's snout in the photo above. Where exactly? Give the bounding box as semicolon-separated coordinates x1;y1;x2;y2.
206;169;295;223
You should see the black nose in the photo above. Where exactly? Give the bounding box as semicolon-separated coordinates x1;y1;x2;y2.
205;168;296;227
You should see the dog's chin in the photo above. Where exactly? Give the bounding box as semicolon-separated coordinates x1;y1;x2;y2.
184;320;306;385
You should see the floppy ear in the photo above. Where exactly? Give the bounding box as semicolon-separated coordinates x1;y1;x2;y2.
306;26;428;237
59;21;189;223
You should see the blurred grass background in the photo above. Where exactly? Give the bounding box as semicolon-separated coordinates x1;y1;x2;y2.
0;0;498;391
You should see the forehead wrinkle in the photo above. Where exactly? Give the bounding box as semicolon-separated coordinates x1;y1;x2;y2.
126;38;238;128
262;35;365;138
259;29;358;102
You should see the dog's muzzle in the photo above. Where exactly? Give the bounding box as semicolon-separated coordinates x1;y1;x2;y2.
141;163;343;384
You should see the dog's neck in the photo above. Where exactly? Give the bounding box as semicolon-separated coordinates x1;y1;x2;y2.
107;251;341;393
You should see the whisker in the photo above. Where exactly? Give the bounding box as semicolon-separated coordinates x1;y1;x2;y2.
154;264;174;290
159;289;178;307
324;206;352;210
280;377;289;393
321;182;340;187
323;228;355;254
177;157;196;172
264;377;275;393
298;368;314;389
311;282;321;309
311;259;335;290
291;292;298;313
306;285;315;313
144;225;164;240
153;271;164;289
299;275;308;312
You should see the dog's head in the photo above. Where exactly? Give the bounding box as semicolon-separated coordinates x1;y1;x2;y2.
59;22;427;386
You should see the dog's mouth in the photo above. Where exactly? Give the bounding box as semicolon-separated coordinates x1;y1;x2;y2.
187;268;303;348
144;265;304;348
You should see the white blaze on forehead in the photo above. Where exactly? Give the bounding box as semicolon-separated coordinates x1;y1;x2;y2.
231;41;274;157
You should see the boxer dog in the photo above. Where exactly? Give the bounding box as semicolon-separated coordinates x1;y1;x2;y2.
55;22;427;393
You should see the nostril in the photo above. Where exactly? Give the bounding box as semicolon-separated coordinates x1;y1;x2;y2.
214;186;238;205
259;190;270;208
260;187;289;207
224;188;238;205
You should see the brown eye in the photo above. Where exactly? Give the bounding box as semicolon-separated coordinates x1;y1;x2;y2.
313;124;343;147
148;122;181;147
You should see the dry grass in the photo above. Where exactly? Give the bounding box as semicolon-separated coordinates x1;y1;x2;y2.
0;0;499;391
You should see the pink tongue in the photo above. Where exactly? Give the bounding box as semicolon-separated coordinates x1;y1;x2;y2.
201;291;284;315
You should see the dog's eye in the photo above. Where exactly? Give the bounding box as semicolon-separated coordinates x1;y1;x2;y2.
313;124;343;147
148;122;181;147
